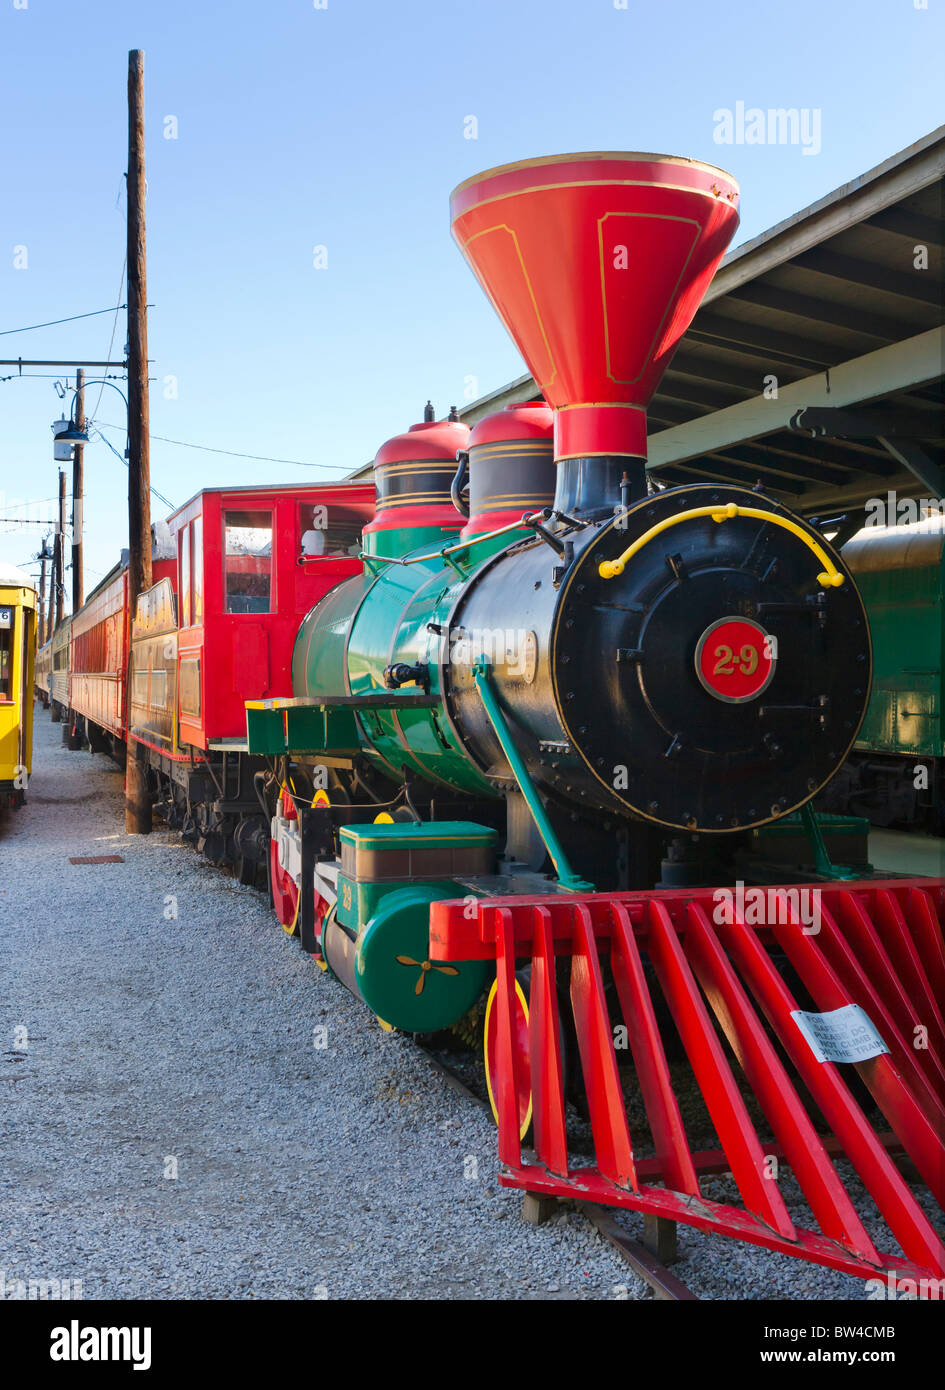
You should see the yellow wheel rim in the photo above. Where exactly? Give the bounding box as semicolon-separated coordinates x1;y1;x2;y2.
274;782;301;936
483;977;533;1140
284;882;301;937
283;787;329;937
373;811;394;824
311;789;331;959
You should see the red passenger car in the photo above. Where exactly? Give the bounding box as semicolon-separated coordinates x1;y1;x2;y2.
67;553;175;756
126;480;375;875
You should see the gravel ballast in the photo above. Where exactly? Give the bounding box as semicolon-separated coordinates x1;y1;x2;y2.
2;710;933;1301
1;713;639;1300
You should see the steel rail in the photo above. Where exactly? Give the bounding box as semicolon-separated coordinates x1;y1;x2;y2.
412;1036;699;1301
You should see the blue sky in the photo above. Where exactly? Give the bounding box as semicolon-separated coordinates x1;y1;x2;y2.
1;0;942;592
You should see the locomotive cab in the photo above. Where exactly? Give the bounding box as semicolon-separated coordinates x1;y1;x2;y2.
130;483;374;755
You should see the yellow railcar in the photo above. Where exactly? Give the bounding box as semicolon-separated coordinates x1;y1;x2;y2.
0;564;37;809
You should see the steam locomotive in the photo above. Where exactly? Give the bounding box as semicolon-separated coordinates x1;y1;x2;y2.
40;153;875;1070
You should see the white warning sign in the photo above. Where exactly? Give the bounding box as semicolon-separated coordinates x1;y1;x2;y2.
791;1004;889;1064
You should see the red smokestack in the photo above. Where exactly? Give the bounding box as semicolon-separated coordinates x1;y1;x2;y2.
450;152;739;482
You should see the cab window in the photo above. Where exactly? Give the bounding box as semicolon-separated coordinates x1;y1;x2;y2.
299;502;364;559
224;510;272;614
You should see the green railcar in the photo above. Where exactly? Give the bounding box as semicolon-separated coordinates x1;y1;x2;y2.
819;522;944;834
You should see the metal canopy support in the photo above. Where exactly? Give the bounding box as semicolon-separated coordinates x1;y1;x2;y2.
645;328;944;472
877;437;945;500
790;405;942;439
785;407;945;502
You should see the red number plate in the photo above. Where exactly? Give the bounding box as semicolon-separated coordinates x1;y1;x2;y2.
694;616;776;703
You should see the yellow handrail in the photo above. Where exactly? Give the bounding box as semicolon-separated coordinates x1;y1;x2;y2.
598;501;845;588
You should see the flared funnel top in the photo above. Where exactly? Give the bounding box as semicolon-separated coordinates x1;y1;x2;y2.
451;152;739;461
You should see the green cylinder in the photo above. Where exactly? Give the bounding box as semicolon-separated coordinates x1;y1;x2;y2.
293;543;497;797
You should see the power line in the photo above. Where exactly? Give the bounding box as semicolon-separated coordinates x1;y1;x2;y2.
0;305;127;337
92;427;175;510
98;421;355;470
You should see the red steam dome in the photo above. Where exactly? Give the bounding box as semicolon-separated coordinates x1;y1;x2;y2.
362;412;470;558
462;400;555;538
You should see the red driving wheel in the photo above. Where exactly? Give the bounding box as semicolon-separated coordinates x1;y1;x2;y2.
270;785;300;935
311;892;330;970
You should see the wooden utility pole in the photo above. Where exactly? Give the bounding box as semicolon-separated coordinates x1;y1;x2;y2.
55;468;66;628
72;367;84;612
125;48;153;834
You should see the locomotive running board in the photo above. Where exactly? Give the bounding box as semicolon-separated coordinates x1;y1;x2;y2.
430;878;945;1285
245;692;438;756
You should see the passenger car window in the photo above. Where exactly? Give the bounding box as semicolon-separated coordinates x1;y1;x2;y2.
224;510;272;614
180;525;191;628
192;516;204;624
0;611;11;698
